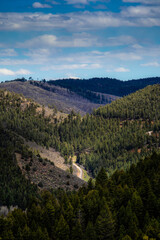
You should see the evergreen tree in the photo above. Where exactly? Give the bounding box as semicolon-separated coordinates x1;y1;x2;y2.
71;220;83;240
55;215;70;240
85;221;96;240
96;203;115;240
96;167;108;187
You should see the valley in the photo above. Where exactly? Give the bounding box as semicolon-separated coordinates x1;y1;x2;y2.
0;81;160;239
1;0;160;238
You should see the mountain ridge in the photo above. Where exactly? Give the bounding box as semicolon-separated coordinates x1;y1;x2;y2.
48;76;160;97
1;76;160;115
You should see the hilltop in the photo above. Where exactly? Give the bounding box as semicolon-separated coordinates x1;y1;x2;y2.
48;76;160;98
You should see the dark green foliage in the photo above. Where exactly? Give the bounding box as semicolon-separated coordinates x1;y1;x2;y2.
0;128;38;209
55;84;160;176
1;153;160;239
1;86;160;177
95;84;160;120
95;203;115;240
48;76;160;98
96;167;108;187
56;215;70;240
1;86;160;239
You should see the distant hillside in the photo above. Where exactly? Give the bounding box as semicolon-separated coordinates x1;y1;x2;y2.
0;80;118;115
2;77;159;115
48;76;160;98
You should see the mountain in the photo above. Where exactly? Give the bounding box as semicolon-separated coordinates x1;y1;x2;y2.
0;79;118;115
1;76;160;115
48;76;160;98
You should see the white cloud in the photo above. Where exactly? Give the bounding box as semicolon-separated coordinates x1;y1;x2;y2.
1;10;160;32
106;35;136;46
0;69;15;76
0;68;31;76
18;35;57;48
16;69;32;75
66;74;79;79
121;6;160;17
44;63;101;70
18;33;99;48
0;49;17;57
17;33;137;51
114;67;130;72
123;0;160;4
0;58;50;66
141;61;160;67
32;2;52;8
132;44;143;49
66;0;88;3
25;48;52;59
111;52;142;60
47;64;88;70
50;1;60;4
65;0;97;4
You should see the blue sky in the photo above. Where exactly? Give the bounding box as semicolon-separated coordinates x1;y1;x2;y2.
0;0;160;81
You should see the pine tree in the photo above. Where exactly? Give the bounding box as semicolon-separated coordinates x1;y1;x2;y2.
55;215;70;240
131;191;143;226
22;224;30;240
95;203;115;240
121;235;132;240
85;221;96;240
71;220;83;240
95;167;108;187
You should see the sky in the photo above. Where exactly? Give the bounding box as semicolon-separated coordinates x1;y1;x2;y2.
0;0;160;81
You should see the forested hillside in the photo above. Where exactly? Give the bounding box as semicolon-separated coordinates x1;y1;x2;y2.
0;90;83;208
0;84;160;239
0;127;38;209
0;85;160;178
2;76;160;110
0;79;118;114
48;76;160;98
54;84;160;176
1;152;160;240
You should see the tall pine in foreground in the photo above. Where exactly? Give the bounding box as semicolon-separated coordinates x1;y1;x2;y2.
96;202;115;240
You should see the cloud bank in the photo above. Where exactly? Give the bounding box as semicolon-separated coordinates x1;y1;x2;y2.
0;68;31;76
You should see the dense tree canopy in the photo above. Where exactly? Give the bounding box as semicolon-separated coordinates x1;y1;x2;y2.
0;85;160;177
1;153;160;239
0;85;160;239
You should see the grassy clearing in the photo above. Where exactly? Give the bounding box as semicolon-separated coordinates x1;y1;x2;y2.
82;169;91;182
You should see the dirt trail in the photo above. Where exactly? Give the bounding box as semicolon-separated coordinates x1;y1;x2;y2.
73;163;83;179
24;141;84;179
